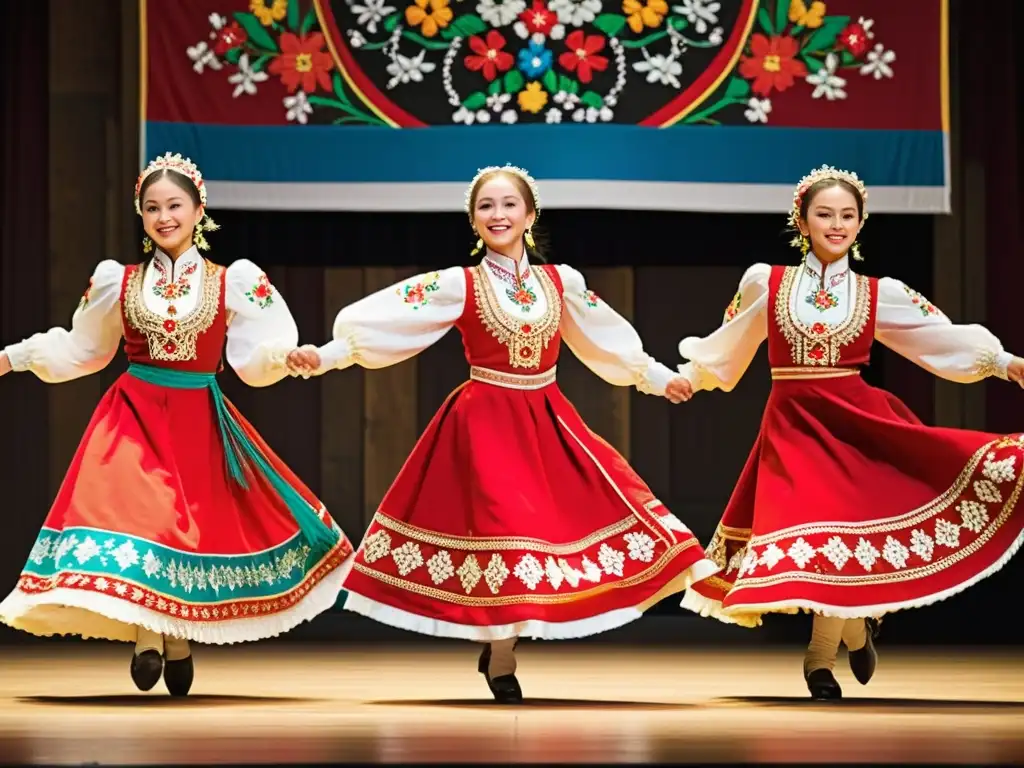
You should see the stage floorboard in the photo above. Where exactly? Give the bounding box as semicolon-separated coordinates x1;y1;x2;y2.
1;643;1022;765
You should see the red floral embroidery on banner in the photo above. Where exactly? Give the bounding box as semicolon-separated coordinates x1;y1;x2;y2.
738;34;807;96
518;0;557;35
245;273;276;309
267;32;334;94
464;30;514;82
558;31;609;85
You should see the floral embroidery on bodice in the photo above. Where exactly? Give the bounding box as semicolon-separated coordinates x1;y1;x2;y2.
459;263;563;371
121;249;225;366
769;264;876;367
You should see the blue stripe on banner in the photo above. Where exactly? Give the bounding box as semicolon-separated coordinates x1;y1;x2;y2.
145;122;947;188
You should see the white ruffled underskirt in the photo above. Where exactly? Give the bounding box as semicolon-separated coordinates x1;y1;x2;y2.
0;554;351;644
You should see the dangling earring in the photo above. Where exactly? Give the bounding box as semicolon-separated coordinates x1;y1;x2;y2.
851;241;864;261
525;228;535;249
789;234;809;259
142;236;153;254
471;237;483;256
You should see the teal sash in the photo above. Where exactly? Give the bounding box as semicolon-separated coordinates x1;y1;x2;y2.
127;363;339;559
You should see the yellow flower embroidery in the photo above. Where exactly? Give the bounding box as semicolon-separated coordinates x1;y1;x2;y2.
405;0;454;37
250;0;288;26
518;82;548;113
788;0;826;29
622;0;668;33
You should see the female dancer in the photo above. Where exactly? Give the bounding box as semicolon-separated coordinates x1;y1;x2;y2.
288;164;719;703
0;153;353;696
671;165;1024;699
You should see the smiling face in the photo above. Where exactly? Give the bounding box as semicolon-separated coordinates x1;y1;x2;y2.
798;180;864;263
140;171;204;258
470;172;537;259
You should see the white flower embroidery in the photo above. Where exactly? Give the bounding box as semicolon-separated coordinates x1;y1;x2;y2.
909;529;934;563
624;532;656;563
452;105;491;124
514;553;545;589
854;538;880;571
284;91;313;124
580;556;603;583
559;558;584;587
759;542;785;569
881;536;910;569
726;547;745;574
352;0;397;33
387;50;437;89
739;546;759;577
545;107;563;123
597;543;625;576
819;536;852;571
860;43;895;80
187;41;222;74
934;518;961;548
73;537;101;565
477;0;527;26
391;541;424;576
957;500;989;534
427;550;455;584
483;554;510;594
548;0;601;27
544;556;565;589
671;0;719;34
457;553;483;593
806;52;846;100
633;50;682;88
744;97;771;123
208;13;227;31
500;109;518;124
349;30;367;48
228;54;269;98
111;540;140;571
973;479;1002;504
982;453;1017;484
362;530;392;563
787;538;816;569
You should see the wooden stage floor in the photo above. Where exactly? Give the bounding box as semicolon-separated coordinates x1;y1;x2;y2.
0;642;1022;765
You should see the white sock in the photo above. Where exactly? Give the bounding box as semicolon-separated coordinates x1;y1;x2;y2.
488;637;518;678
164;635;191;662
841;618;868;652
803;615;844;676
135;626;164;656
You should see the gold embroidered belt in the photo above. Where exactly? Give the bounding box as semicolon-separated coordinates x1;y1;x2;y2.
770;366;860;381
469;365;556;390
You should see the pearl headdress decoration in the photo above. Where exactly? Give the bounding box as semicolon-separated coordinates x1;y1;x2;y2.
134;152;219;251
134;152;207;215
787;164;869;230
464;164;541;222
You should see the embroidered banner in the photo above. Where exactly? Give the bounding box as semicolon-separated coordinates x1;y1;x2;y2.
141;0;949;212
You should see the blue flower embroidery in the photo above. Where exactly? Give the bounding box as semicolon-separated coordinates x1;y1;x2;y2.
517;40;552;78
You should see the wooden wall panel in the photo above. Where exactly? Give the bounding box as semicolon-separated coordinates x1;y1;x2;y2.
321;268;368;540
361;268;420;525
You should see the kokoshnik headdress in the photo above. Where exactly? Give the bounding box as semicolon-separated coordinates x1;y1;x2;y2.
788;164;868;261
134;152;219;252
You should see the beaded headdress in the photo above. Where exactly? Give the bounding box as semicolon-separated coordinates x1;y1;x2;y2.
787;164;868;260
464;164;541;222
134;152;219;251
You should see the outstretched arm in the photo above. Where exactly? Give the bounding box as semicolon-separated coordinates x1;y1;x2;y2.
302;267;467;374
676;264;771;393
555;264;684;398
1;260;124;383
224;260;303;387
875;278;1021;384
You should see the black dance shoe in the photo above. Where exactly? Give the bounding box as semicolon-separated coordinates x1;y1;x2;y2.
805;668;843;700
477;644;524;704
164;655;194;697
130;649;164;692
849;617;880;685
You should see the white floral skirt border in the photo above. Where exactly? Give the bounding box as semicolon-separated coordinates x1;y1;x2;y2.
0;555;350;644
342;557;720;642
680;527;1024;627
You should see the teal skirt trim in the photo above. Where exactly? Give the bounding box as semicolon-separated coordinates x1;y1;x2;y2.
127;363;339;558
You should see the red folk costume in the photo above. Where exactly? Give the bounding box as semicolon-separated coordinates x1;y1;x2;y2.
315;239;718;642
0;154;352;651
677;167;1024;630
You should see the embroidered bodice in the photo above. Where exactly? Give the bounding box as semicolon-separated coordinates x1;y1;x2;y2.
316;252;675;395
677;253;1014;393
3;247;301;387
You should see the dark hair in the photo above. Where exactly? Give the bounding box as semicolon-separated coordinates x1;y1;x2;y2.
799;178;865;221
138;169;202;209
468;169;548;262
